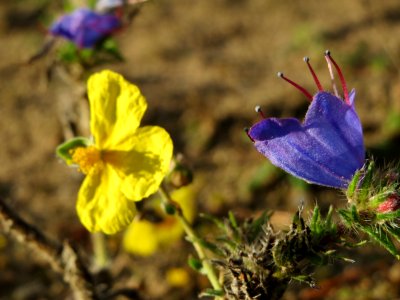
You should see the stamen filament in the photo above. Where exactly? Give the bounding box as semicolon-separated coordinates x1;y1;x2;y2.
277;72;313;101
325;50;350;104
303;56;323;91
255;105;266;119
324;54;339;98
244;127;254;142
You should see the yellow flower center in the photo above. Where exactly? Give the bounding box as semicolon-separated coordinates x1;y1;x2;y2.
70;146;103;175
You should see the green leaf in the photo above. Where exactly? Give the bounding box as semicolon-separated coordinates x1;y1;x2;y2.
200;213;226;230
247;211;270;242
346;168;361;200
199;288;225;298
101;38;124;61
361;224;399;257
310;206;336;242
310;205;321;234
351;205;360;222
228;211;238;229
292;275;316;288
188;257;203;272
376;209;400;221
384;224;400;242
358;161;375;205
162;202;176;215
79;48;95;61
338;208;354;226
368;191;394;208
57;42;80;63
190;237;225;257
326;205;334;230
56;137;91;164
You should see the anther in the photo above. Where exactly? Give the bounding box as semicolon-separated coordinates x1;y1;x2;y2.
303;56;323;91
255;105;265;119
244;127;254;142
325;50;350;104
277;72;313;101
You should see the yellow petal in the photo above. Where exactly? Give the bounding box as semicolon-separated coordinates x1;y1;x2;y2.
104;126;173;201
156;217;184;245
123;220;159;256
76;164;137;234
171;185;197;223
87;70;147;149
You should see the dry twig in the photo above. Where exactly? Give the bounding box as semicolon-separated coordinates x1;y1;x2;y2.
0;199;97;300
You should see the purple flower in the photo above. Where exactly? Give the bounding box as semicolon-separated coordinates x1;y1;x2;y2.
49;8;121;48
248;51;365;188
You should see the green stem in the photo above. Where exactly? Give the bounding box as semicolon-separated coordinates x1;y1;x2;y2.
91;232;109;269
158;186;223;293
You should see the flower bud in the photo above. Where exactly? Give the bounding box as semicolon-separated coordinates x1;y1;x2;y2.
168;155;193;188
377;194;400;213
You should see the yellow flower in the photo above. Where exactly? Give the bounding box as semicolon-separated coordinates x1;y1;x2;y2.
123;185;196;256
58;70;173;234
166;267;190;287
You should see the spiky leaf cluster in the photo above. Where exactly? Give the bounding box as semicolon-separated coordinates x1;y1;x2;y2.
205;208;341;300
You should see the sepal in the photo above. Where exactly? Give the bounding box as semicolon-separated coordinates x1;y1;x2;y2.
56;137;91;164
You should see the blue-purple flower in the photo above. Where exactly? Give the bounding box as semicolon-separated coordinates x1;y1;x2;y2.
248;51;365;188
49;8;121;48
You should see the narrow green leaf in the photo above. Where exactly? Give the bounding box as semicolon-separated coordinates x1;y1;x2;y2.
347;169;361;200
384;224;400;242
368;191;394;208
228;211;238;229
56;137;91;163
292;275;316;288
199;288;225;298
247;211;270;242
376;210;400;221
361;224;399;257
338;209;354;226
351;205;360;222
194;238;225;257
310;205;320;234
358;161;375;205
200;213;226;230
326;205;334;226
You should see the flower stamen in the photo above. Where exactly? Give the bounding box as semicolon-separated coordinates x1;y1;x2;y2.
325;50;350;105
255;105;266;119
70;146;103;175
277;72;313;101
303;56;323;91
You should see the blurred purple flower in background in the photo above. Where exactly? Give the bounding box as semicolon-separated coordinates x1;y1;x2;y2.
49;8;121;48
248;51;365;188
96;0;124;12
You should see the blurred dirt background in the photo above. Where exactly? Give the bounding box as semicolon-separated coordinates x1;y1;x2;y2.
1;0;400;299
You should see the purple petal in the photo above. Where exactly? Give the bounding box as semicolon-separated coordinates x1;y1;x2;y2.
249;91;365;188
50;8;121;48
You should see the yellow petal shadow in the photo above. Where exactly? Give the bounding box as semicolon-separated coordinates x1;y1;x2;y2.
104;126;173;201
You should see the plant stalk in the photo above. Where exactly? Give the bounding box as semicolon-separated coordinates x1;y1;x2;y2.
158;186;223;294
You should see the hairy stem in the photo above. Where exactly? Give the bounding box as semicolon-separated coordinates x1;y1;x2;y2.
158;186;223;294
